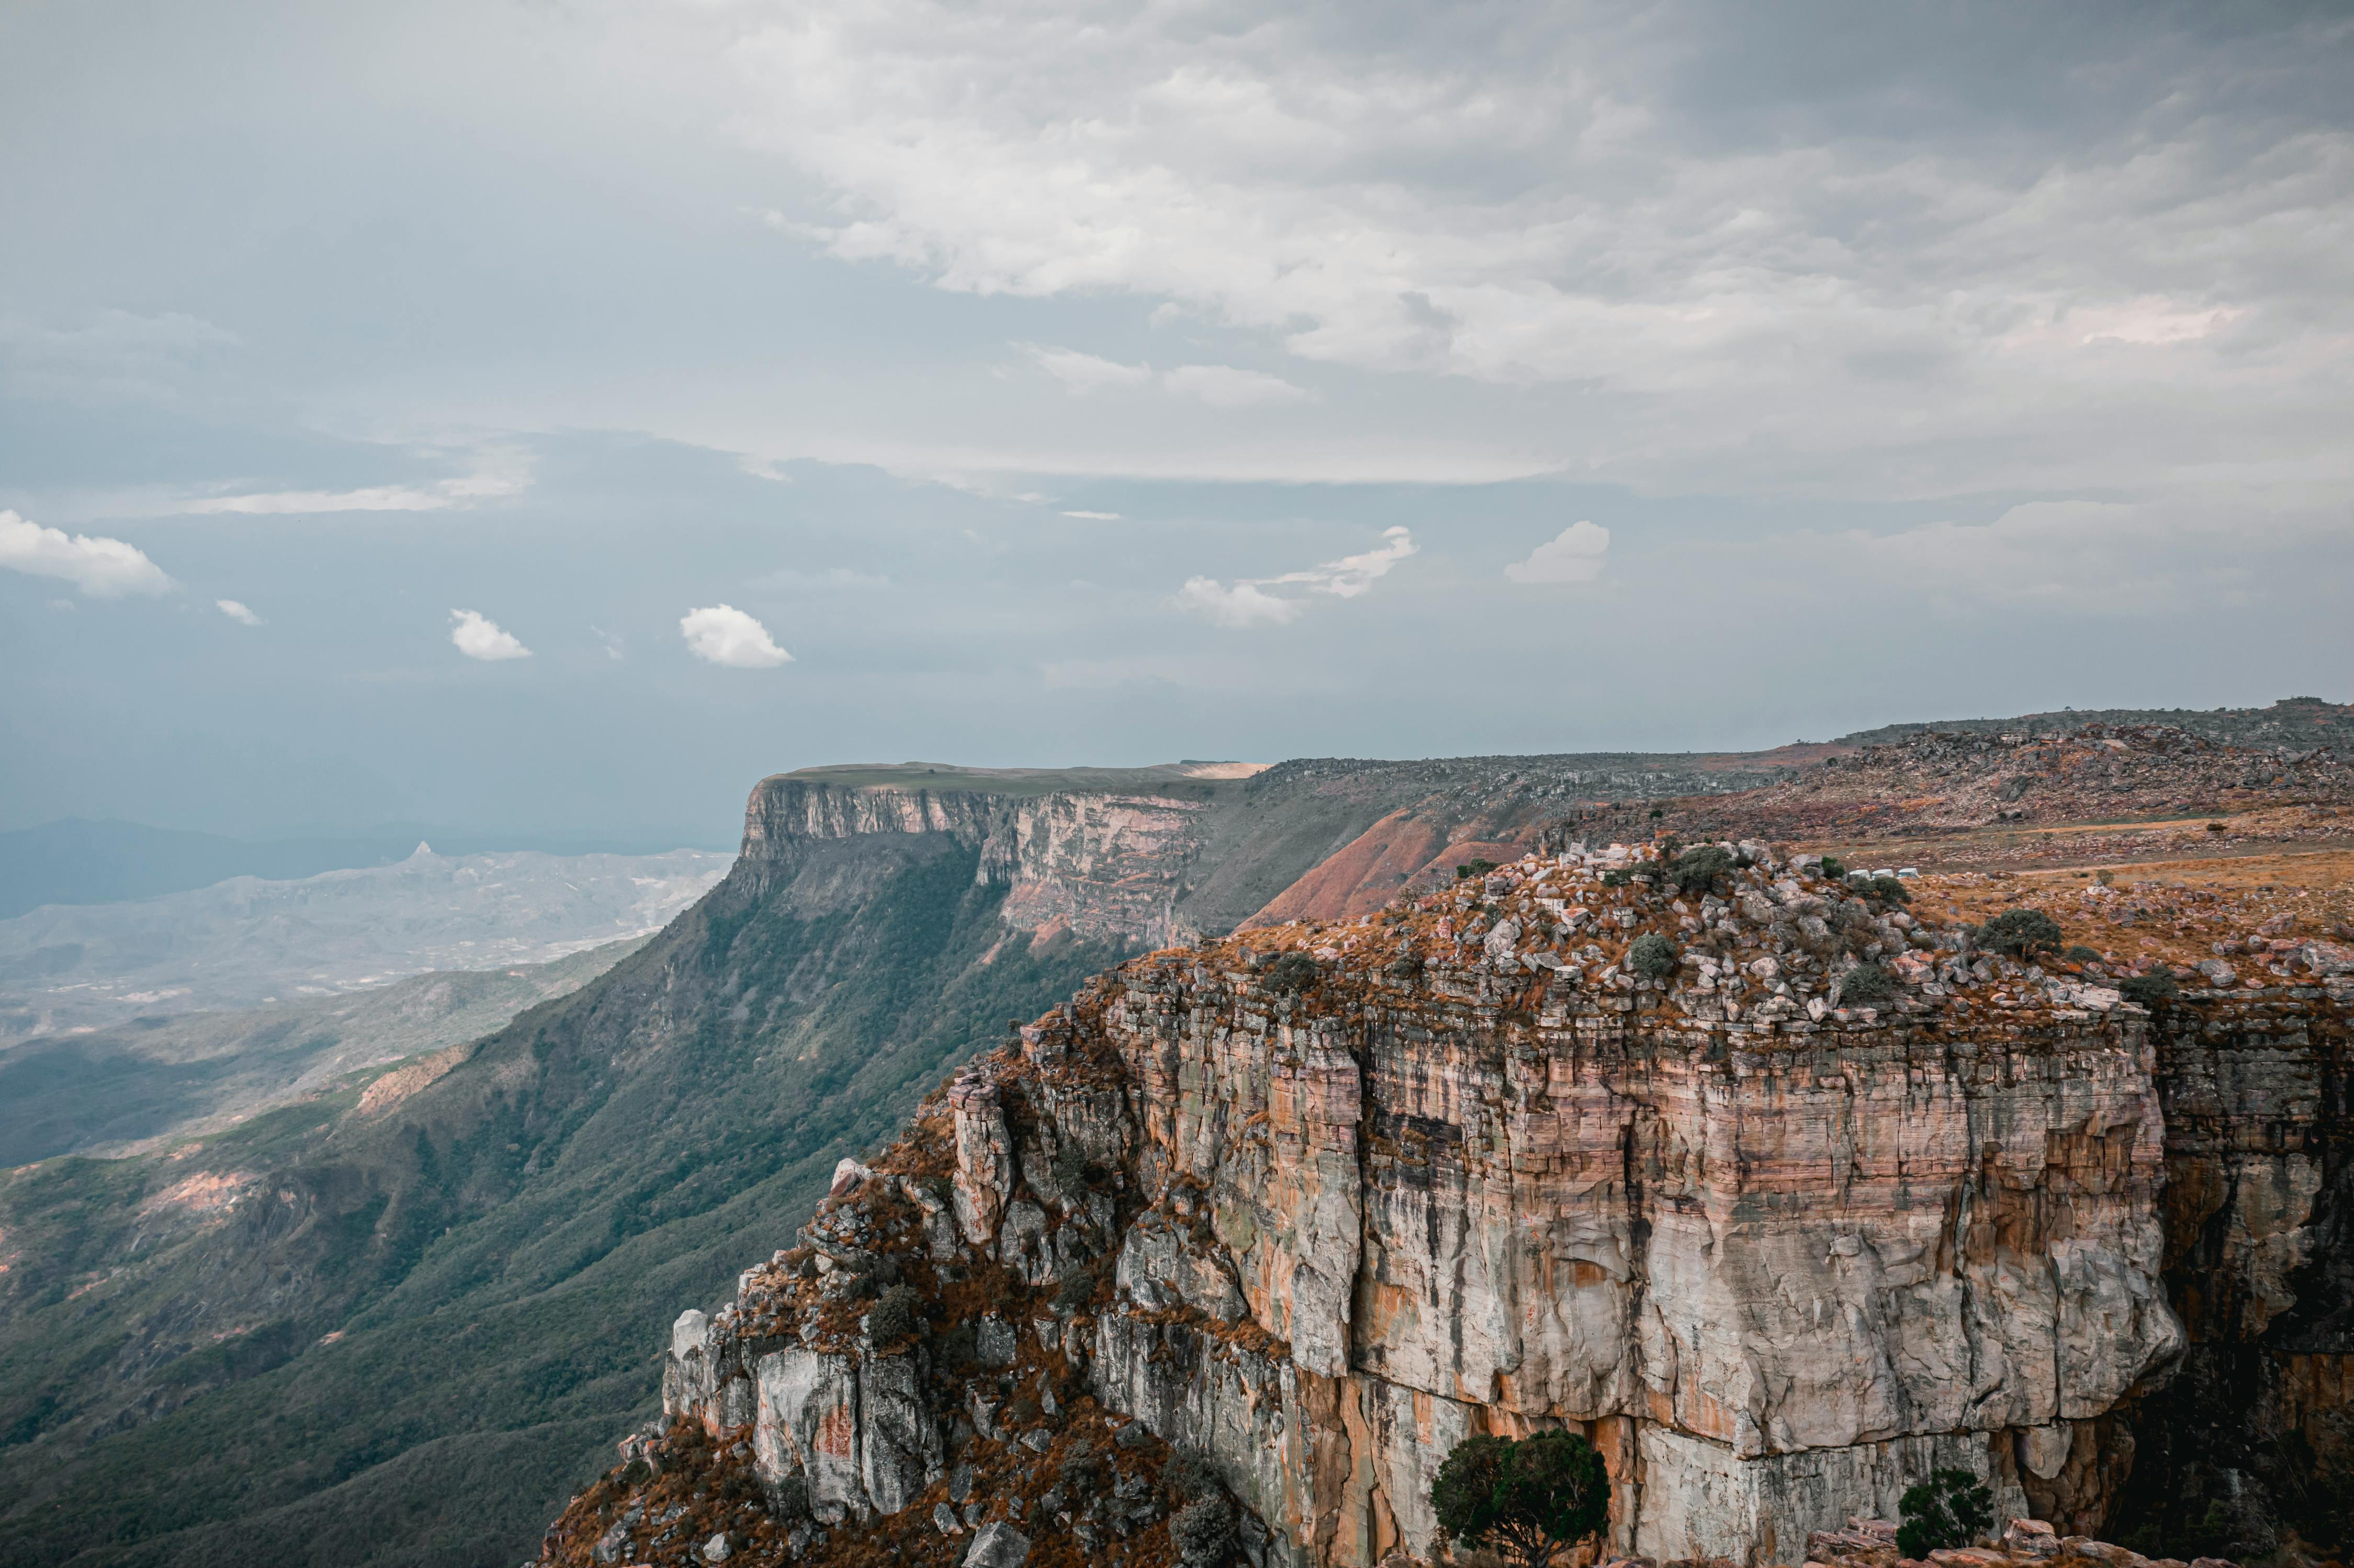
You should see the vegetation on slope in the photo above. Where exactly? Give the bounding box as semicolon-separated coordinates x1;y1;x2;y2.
0;836;1124;1568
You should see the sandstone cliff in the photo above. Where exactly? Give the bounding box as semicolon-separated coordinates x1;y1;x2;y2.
546;841;2351;1568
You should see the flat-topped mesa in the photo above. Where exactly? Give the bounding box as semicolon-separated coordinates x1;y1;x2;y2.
735;772;1223;950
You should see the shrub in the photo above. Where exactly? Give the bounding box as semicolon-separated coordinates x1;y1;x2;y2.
1052;1143;1104;1200
1978;907;2064;958
1819;855;1847;881
1385;954;1424;981
2119;970;2180;1008
1600;869;1631;889
1869;875;1910;904
1841;963;1896;1006
1054;1260;1105;1314
1896;1468;1994;1558
1648;806;1664;820
866;1282;922;1344
769;1473;810;1520
1431;1431;1611;1568
1455;859;1499;880
1172;1494;1236;1566
1627;933;1679;980
1058;1439;1102;1495
2063;945;2101;964
1265;953;1320;992
1163;1449;1223;1504
1666;846;1735;894
934;1321;977;1370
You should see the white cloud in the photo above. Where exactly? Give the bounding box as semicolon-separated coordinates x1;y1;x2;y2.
1060;509;1122;520
681;604;792;667
744;566;892;591
1027;345;1153;394
0;510;175;597
188;470;529;515
183;451;533;516
1505;520;1611;584
706;2;2354;496
1174;576;1299;628
0;309;240;401
449;608;531;661
216;598;263;625
1162;365;1311;408
1023;345;1308;410
1176;526;1417;627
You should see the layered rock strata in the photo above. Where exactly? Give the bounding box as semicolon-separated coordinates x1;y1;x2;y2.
545;839;2354;1568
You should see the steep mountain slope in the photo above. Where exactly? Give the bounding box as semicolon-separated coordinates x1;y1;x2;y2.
0;937;647;1166
0;817;1126;1568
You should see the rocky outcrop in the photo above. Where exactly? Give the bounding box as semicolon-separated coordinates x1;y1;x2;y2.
740;777;1212;950
557;838;2350;1568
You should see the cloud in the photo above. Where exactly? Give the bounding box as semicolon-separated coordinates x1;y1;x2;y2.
1176;526;1417;627
216;598;263;625
1060;510;1122;520
1174;576;1300;628
1027;345;1153;394
681;604;792;667
1505;520;1611;584
0;510;176;597
0;309;240;401
187;470;529;515
1022;346;1308;410
1163;365;1311;409
449;609;531;661
743;566;891;591
710;2;2354;496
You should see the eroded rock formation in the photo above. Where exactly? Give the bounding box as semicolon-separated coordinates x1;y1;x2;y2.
549;840;2353;1568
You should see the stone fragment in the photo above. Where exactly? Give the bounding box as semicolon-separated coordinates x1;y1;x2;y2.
2004;1519;2059;1559
701;1531;733;1563
965;1521;1032;1568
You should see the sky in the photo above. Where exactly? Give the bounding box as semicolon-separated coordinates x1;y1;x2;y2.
3;0;2350;846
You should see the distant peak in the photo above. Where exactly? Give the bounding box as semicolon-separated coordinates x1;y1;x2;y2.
409;840;435;859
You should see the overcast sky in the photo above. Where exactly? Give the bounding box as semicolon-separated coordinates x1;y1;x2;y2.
4;0;2350;845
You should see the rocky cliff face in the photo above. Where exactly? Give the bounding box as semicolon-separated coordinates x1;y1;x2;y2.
744;777;1217;950
553;840;2351;1568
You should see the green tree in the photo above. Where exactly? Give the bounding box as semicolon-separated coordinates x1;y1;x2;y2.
1627;933;1679;980
1432;1431;1610;1568
1840;963;1896;1006
2119;970;2180;1008
1265;953;1320;992
1977;907;2064;958
1666;846;1735;894
1897;1469;1994;1558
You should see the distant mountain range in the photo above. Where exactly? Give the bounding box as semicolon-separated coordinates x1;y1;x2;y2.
0;845;730;1039
0;938;648;1168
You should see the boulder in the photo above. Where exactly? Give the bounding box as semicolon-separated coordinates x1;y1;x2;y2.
964;1521;1031;1568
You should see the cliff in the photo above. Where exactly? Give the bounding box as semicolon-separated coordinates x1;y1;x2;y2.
543;841;2353;1567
